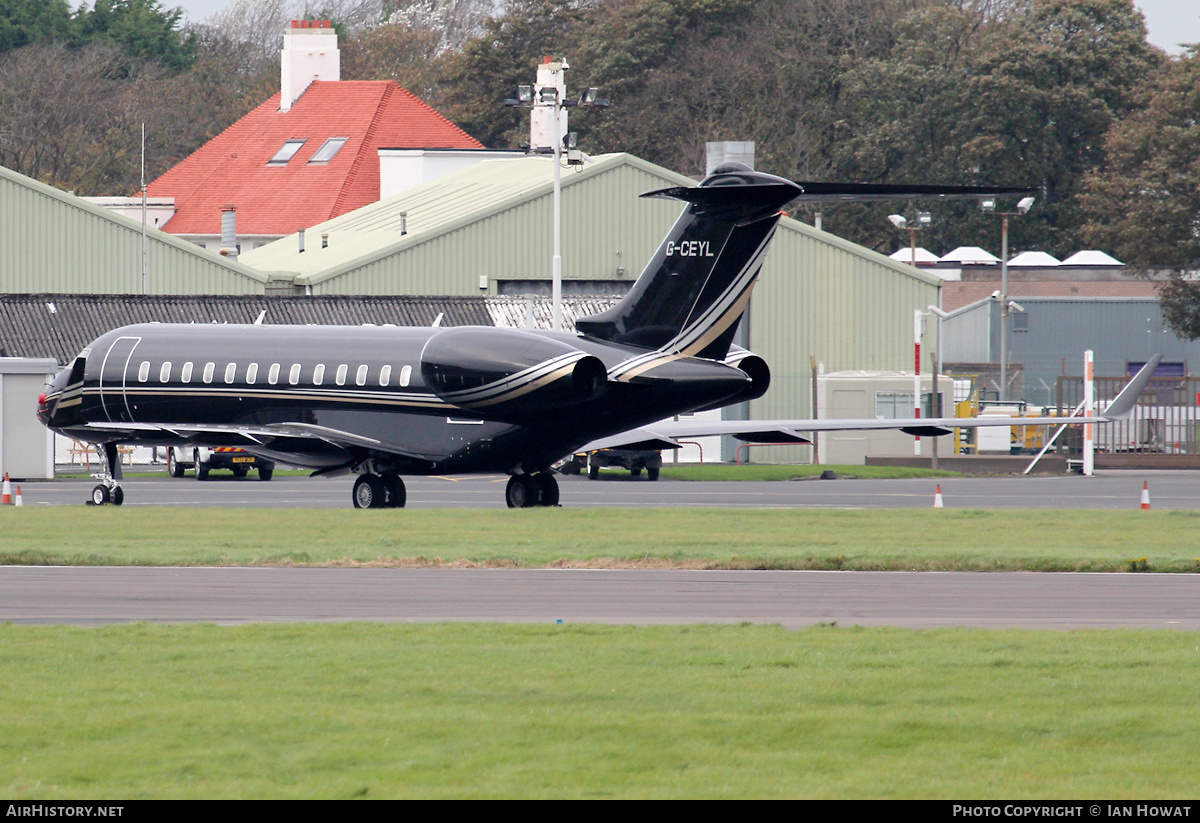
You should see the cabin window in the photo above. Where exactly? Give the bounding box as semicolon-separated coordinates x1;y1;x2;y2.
181;362;193;383
159;362;171;383
336;364;347;386
356;365;368;386
224;363;236;384
268;364;280;385
289;364;301;385
203;362;215;384
313;364;325;385
399;365;412;387
379;365;392;386
246;363;258;384
138;361;150;382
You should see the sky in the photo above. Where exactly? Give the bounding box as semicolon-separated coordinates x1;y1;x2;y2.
169;1;1198;54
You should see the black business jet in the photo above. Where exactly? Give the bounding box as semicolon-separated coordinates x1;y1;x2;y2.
37;164;1159;508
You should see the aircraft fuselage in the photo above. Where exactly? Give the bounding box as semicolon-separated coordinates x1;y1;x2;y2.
39;322;752;476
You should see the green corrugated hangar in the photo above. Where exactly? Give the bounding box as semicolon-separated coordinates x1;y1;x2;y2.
0;165;270;295
242;152;944;463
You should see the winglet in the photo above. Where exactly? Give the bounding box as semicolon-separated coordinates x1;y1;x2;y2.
1102;354;1162;420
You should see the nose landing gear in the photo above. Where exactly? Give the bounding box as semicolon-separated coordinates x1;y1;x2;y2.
87;442;124;506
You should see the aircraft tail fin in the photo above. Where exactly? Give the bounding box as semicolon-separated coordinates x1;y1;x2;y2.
575;166;1035;360
575;164;803;360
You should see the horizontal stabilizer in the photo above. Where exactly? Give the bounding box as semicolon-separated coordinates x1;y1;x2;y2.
786;182;1036;203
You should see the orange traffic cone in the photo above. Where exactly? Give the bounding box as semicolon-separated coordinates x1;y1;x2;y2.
934;484;944;509
1;473;11;505
14;486;22;507
1140;481;1151;510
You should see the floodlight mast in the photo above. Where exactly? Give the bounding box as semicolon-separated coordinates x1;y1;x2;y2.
505;59;609;332
981;197;1036;402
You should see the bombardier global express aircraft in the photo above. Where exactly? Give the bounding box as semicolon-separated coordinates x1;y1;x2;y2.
37;164;1158;508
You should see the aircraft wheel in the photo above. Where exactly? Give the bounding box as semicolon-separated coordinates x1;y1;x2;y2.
90;485;110;505
194;449;209;481
352;474;386;509
111;486;124;506
505;475;541;508
647;467;660;481
168;450;184;478
381;473;406;508
534;472;559;507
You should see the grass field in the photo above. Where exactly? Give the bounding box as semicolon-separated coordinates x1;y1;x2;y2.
5;495;1198;797
2;506;1197;571
3;622;1199;799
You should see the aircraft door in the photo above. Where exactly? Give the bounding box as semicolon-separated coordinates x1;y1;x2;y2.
98;336;141;423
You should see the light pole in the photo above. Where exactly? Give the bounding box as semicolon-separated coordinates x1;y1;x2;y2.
505;59;608;332
980;196;1035;401
889;212;934;456
887;211;932;266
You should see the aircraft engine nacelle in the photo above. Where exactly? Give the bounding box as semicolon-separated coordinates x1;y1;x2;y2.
421;327;608;415
690;347;771;411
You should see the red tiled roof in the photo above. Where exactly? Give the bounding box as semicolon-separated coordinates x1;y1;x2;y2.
149;81;483;237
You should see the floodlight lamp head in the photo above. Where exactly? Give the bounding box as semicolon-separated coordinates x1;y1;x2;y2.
888;214;908;228
1017;196;1035;214
518;85;533;103
916;212;932;227
980;198;996;213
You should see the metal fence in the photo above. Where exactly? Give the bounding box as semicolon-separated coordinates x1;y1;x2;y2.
1056;376;1200;455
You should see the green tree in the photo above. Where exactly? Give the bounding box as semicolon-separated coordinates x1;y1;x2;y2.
1081;50;1200;270
0;0;72;52
73;0;196;73
1079;49;1200;339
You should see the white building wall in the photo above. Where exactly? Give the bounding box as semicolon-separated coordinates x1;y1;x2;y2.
0;359;58;479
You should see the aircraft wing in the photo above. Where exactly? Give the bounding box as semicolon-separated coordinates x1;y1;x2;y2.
578;355;1161;452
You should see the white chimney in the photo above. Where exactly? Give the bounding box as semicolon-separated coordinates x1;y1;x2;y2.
280;20;340;112
219;205;238;259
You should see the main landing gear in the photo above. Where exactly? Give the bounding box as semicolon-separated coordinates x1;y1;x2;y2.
352;471;406;509
346;468;559;509
505;472;559;508
87;442;124;506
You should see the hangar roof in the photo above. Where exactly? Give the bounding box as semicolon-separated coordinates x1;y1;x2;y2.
0;164;269;294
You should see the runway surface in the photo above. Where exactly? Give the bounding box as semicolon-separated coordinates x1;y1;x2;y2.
8;470;1200;630
4;567;1200;630
15;468;1200;509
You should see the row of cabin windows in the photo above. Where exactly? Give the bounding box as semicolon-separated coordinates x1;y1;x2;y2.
135;361;413;388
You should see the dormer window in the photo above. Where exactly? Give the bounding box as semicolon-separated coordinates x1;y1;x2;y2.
308;137;348;164
267;139;307;166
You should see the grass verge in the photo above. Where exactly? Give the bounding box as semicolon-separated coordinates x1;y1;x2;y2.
2;507;1197;571
2;622;1197;799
